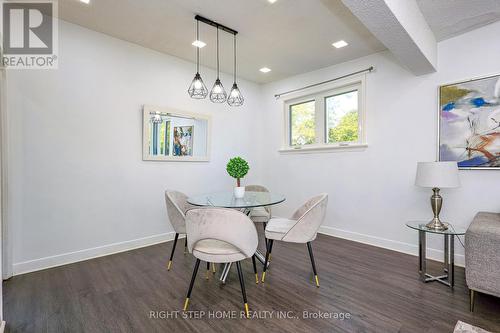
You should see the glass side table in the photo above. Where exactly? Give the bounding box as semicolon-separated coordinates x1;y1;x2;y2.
406;221;466;288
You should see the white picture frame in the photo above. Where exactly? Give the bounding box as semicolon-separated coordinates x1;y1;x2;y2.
142;105;211;162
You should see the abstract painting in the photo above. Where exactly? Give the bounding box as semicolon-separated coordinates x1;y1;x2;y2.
439;74;500;168
173;126;193;156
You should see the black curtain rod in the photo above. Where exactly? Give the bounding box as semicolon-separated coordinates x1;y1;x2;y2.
274;66;374;99
195;15;238;35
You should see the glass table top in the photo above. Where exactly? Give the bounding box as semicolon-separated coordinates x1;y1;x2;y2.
406;221;466;235
187;191;286;209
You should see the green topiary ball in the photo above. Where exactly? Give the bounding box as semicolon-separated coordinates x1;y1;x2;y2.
226;157;250;185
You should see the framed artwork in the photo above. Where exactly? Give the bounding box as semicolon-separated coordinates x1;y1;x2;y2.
438;74;500;169
173;126;194;156
142;105;211;162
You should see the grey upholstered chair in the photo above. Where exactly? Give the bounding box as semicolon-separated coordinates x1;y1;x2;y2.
165;190;215;276
262;193;328;287
465;212;500;312
183;208;259;318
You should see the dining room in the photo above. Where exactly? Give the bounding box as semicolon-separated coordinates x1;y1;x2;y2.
2;0;500;332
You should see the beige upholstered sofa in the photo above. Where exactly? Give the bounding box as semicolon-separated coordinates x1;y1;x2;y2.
465;212;500;311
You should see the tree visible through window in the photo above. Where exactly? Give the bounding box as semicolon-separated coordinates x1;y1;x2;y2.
290;100;315;146
326;91;359;143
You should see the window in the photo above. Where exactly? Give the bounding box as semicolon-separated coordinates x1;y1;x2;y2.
290;100;315;146
326;90;359;144
283;79;365;152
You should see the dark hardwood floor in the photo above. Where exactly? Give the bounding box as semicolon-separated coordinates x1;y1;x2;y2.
4;233;500;333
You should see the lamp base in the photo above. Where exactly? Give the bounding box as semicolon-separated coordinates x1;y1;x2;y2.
426;218;448;231
426;188;448;231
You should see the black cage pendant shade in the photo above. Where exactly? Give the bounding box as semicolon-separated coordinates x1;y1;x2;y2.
227;34;244;107
188;20;208;99
209;27;227;103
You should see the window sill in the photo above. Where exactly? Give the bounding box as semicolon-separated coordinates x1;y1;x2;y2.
278;144;368;154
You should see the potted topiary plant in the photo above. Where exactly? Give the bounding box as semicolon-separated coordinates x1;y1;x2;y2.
226;157;250;198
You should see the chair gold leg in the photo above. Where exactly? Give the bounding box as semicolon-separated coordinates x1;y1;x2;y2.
261;240;274;283
251;255;259;284
212;262;216;273
183;259;200;311
244;302;250;318
307;242;320;288
167;233;179;271
236;261;250;318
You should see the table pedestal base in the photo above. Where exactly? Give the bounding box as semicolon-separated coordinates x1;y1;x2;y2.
219;249;268;283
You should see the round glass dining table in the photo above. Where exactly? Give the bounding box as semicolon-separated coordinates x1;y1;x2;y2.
187;191;286;209
187;191;286;283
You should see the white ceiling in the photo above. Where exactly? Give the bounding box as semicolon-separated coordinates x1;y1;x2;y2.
60;0;500;84
59;0;386;83
417;0;500;41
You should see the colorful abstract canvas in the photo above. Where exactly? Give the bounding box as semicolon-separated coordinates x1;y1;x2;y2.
439;74;500;168
173;126;193;156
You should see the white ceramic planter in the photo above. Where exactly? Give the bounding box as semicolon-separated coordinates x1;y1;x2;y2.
234;186;245;199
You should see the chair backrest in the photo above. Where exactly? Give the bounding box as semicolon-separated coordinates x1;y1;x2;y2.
165;190;193;234
246;185;269;193
282;193;328;243
246;184;271;214
185;208;258;258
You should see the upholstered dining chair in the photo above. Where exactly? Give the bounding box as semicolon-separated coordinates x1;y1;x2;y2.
246;185;272;250
246;185;272;224
261;193;328;287
164;190;215;276
183;208;259;318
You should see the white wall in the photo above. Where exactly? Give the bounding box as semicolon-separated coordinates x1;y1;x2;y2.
6;21;264;274
260;21;500;266
7;18;500;275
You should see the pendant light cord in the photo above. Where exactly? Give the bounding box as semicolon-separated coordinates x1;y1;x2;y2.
196;20;200;73
216;27;220;79
233;35;236;84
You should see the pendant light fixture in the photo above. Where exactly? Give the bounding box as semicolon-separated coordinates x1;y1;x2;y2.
227;34;244;106
188;20;208;99
209;27;227;103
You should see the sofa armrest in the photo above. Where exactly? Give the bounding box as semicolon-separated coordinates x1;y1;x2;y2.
465;212;500;297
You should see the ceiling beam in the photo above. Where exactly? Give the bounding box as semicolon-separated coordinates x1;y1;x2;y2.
341;0;437;75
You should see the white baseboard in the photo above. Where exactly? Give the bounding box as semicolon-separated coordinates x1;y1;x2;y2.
318;225;465;267
13;232;183;276
12;226;464;276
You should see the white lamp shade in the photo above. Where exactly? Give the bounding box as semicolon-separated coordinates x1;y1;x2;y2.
415;162;460;188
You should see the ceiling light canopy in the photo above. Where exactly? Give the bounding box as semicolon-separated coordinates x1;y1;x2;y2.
259;67;271;73
332;40;348;48
79;0;90;3
191;40;206;48
268;0;278;3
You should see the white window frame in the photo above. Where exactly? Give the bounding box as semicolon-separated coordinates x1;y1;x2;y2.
280;76;367;153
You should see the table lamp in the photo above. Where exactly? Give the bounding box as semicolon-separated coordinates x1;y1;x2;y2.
415;162;460;231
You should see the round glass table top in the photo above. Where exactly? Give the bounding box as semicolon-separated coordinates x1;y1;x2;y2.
406;221;466;235
187;191;286;209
